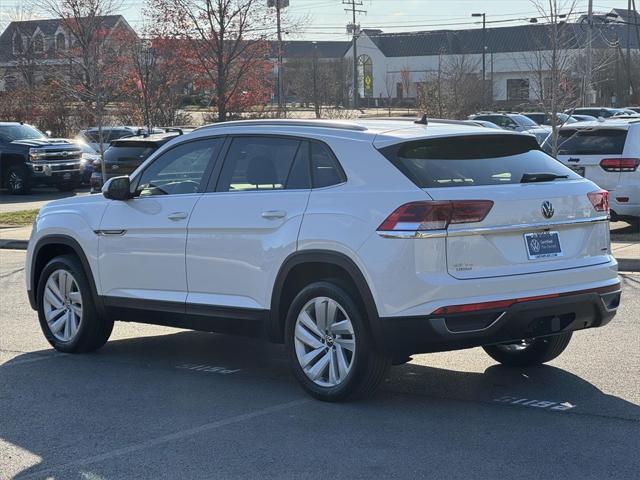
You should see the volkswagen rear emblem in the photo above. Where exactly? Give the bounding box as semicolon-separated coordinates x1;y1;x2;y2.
541;201;554;219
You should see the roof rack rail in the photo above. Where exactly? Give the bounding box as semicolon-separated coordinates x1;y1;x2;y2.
194;119;368;132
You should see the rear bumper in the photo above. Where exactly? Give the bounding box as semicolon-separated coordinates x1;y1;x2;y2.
377;284;621;356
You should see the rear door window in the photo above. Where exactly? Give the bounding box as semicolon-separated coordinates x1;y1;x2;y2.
217;136;304;192
557;129;627;155
379;134;577;188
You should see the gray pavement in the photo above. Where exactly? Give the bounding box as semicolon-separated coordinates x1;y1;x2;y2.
0;188;90;214
1;249;639;479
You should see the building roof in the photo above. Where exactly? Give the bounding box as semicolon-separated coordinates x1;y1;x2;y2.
362;22;639;57
273;40;351;59
0;15;126;63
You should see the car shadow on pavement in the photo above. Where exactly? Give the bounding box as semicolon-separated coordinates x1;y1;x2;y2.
2;330;639;479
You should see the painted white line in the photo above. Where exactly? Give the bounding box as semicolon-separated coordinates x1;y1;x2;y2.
19;398;310;479
176;363;241;375
494;395;576;411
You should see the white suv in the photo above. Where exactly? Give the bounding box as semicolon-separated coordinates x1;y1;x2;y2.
554;118;640;226
25;119;621;401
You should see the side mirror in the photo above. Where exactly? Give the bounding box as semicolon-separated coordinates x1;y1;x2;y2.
45;130;52;137
102;176;133;201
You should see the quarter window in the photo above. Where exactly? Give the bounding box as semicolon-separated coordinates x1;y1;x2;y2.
218;136;306;192
311;142;345;188
137;139;221;196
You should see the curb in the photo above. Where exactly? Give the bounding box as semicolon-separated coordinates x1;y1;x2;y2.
1;240;638;271
0;240;29;250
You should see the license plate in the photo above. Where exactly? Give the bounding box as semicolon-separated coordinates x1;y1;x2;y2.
569;166;585;177
524;231;563;259
63;173;71;180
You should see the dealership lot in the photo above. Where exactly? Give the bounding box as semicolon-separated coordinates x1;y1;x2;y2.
1;248;638;479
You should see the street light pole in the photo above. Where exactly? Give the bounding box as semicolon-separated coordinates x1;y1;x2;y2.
472;13;486;107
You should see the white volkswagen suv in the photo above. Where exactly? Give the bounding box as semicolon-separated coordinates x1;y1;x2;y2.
25;119;621;401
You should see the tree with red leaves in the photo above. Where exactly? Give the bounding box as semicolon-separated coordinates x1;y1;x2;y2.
152;0;274;122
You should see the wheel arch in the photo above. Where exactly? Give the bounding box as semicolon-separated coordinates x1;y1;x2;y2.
29;235;103;315
269;250;383;348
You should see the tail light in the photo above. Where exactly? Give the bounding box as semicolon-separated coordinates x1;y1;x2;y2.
378;200;494;231
587;189;609;214
599;158;639;172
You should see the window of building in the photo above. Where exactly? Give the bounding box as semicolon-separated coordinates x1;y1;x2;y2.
56;32;66;51
33;33;44;53
12;34;23;54
507;79;529;101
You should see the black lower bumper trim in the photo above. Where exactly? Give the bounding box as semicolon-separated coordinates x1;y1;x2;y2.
378;288;621;356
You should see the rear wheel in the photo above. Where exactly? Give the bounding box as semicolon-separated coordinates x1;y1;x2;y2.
37;255;113;353
6;165;30;195
483;332;573;367
285;281;389;401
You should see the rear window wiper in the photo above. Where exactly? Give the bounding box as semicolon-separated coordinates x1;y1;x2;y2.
520;172;569;183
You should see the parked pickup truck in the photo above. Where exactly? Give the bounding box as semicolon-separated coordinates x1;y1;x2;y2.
0;122;83;194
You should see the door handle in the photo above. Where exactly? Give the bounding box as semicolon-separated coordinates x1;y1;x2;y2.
167;212;188;221
261;210;287;220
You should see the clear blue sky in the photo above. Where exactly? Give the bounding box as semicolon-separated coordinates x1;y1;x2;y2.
1;0;631;39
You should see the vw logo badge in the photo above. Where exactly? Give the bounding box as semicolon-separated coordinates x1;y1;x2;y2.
530;238;541;253
541;201;554;219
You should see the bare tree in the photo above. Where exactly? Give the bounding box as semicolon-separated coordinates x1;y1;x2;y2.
525;0;581;156
399;65;412;113
36;0;132;177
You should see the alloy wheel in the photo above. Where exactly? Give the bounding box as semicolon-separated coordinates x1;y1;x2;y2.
42;269;83;342
294;296;356;388
8;171;23;191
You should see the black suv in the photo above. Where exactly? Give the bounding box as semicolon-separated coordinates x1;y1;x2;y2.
0;122;83;194
90;132;180;192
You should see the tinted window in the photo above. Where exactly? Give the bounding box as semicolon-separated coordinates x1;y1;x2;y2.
525;114;546;124
511;115;538;127
0;124;45;141
104;145;156;165
380;135;576;188
137;139;221;196
218;136;304;192
311;142;346;188
557;129;627;155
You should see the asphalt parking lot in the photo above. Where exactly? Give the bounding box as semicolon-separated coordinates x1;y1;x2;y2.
0;188;91;214
0;248;638;480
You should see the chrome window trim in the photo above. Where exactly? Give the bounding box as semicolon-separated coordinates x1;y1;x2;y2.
377;216;608;239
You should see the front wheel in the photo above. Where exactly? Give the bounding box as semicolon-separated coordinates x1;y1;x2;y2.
483;332;573;367
6;165;30;194
285;281;390;401
37;254;113;353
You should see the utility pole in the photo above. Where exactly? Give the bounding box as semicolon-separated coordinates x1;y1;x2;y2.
584;0;593;106
269;0;289;117
627;0;632;103
344;0;366;110
472;13;486;107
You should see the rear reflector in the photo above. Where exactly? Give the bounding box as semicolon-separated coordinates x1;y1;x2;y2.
432;283;621;315
587;189;609;214
599;158;639;172
378;200;493;231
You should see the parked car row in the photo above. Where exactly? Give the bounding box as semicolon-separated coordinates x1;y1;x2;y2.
0;123;189;195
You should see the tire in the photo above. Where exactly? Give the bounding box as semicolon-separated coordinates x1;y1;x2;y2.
285;281;390;401
483;332;573;367
36;254;113;353
6;165;30;195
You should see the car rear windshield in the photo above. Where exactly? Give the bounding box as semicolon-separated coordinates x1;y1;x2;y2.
104;145;157;164
557;129;627;155
379;134;576;188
